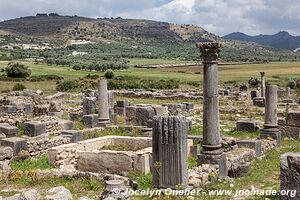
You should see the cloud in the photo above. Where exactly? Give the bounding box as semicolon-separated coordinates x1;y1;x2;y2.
0;0;300;36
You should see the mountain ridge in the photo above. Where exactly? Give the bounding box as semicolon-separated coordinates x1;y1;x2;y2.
223;31;300;51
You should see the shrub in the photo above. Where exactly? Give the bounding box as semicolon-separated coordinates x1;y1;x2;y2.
287;78;296;89
248;77;260;88
104;70;115;79
29;75;64;82
5;62;31;78
12;83;26;91
56;80;81;92
85;74;100;79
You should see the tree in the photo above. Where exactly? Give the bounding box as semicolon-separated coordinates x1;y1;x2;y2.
5;62;31;78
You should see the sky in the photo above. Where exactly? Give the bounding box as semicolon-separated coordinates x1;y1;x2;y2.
0;0;299;36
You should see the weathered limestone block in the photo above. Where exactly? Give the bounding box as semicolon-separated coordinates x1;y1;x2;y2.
83;114;98;128
82;97;97;115
136;106;155;127
1;137;27;156
0;146;13;160
24;103;33;114
125;106;156;127
24;121;46;137
77;151;134;176
61;130;83;143
279;126;300;139
280;152;300;200
0;123;18;137
286;112;300;127
236;120;259;132
237;140;262;156
152;105;168;116
1;105;17;114
59;120;74;130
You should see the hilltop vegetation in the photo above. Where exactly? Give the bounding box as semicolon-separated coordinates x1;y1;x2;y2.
0;15;299;67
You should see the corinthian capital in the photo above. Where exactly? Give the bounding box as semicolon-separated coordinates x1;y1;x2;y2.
196;42;223;62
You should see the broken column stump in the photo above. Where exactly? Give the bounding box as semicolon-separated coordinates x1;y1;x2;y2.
152;116;188;189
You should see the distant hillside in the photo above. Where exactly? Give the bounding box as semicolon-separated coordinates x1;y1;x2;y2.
0;15;217;44
0;15;299;63
223;31;300;51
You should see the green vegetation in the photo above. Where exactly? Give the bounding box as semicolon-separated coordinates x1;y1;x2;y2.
83;127;142;140
128;172;152;190
198;139;300;199
56;80;82;92
224;130;260;140
189;124;203;136
248;77;260;88
10;154;50;171
4;62;31;78
5;174;103;199
12;83;26;91
188;156;198;169
104;69;114;79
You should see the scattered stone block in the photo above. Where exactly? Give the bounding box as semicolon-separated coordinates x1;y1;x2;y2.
83;114;98;128
228;162;251;178
0;105;17;113
237;140;262;156
59;120;74;130
0;146;13;160
82;97;97;115
236;120;259;132
280;152;300;199
286;112;300;127
61;130;83;143
0;124;18;137
24;121;46;137
1;137;27;156
24;103;33;114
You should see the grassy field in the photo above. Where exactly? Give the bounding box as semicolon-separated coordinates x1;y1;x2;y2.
1;60;300;94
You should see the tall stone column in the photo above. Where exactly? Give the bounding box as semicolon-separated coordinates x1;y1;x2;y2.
260;85;281;147
196;42;227;178
97;79;110;127
260;72;266;98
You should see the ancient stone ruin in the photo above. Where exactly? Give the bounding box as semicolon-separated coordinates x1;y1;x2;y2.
0;42;299;199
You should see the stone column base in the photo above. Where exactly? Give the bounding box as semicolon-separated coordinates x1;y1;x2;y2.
260;128;281;148
197;152;227;178
97;118;110;127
